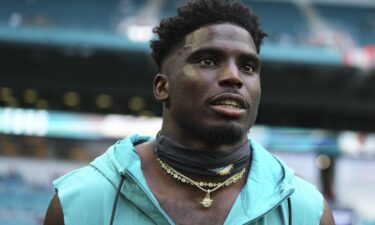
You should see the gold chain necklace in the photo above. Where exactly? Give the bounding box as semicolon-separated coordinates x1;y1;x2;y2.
157;158;246;208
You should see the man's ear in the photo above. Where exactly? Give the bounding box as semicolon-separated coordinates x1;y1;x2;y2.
153;73;169;101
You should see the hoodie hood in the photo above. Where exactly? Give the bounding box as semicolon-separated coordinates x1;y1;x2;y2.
91;134;174;224
91;134;152;187
224;139;295;224
90;134;296;224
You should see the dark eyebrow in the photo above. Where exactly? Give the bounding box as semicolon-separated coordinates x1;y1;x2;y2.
186;48;224;62
186;47;260;64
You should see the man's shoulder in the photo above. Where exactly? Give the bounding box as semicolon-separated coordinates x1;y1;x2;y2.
53;165;115;197
52;134;153;199
292;175;323;203
249;138;324;222
290;175;324;223
53;165;101;186
52;164;119;219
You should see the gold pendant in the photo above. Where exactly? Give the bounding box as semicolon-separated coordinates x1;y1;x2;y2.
217;164;234;176
200;192;213;208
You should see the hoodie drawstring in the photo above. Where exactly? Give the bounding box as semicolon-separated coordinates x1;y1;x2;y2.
109;174;126;225
288;197;292;225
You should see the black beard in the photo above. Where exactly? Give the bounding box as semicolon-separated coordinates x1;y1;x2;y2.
204;125;246;146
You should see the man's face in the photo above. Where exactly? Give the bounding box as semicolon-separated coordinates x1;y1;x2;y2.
158;23;261;148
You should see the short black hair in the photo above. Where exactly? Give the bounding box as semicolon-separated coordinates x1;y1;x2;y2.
150;0;267;71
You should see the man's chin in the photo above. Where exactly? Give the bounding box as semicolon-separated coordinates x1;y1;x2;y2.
204;125;246;146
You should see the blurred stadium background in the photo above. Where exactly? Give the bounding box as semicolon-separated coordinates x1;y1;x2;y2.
0;0;374;224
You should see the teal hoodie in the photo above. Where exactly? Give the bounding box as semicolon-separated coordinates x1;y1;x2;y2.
54;134;323;225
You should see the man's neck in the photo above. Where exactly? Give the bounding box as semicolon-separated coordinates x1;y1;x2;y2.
158;128;248;152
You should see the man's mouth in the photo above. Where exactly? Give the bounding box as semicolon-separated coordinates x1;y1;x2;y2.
213;100;243;109
209;94;247;117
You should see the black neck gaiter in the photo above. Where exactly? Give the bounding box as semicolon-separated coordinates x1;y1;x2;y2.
154;134;251;177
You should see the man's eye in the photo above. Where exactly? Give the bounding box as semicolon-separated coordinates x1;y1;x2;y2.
241;63;254;73
198;58;215;67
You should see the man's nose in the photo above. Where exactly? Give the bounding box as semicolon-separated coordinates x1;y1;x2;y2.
218;60;243;88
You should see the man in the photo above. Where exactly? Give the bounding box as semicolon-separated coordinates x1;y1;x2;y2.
44;0;336;224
